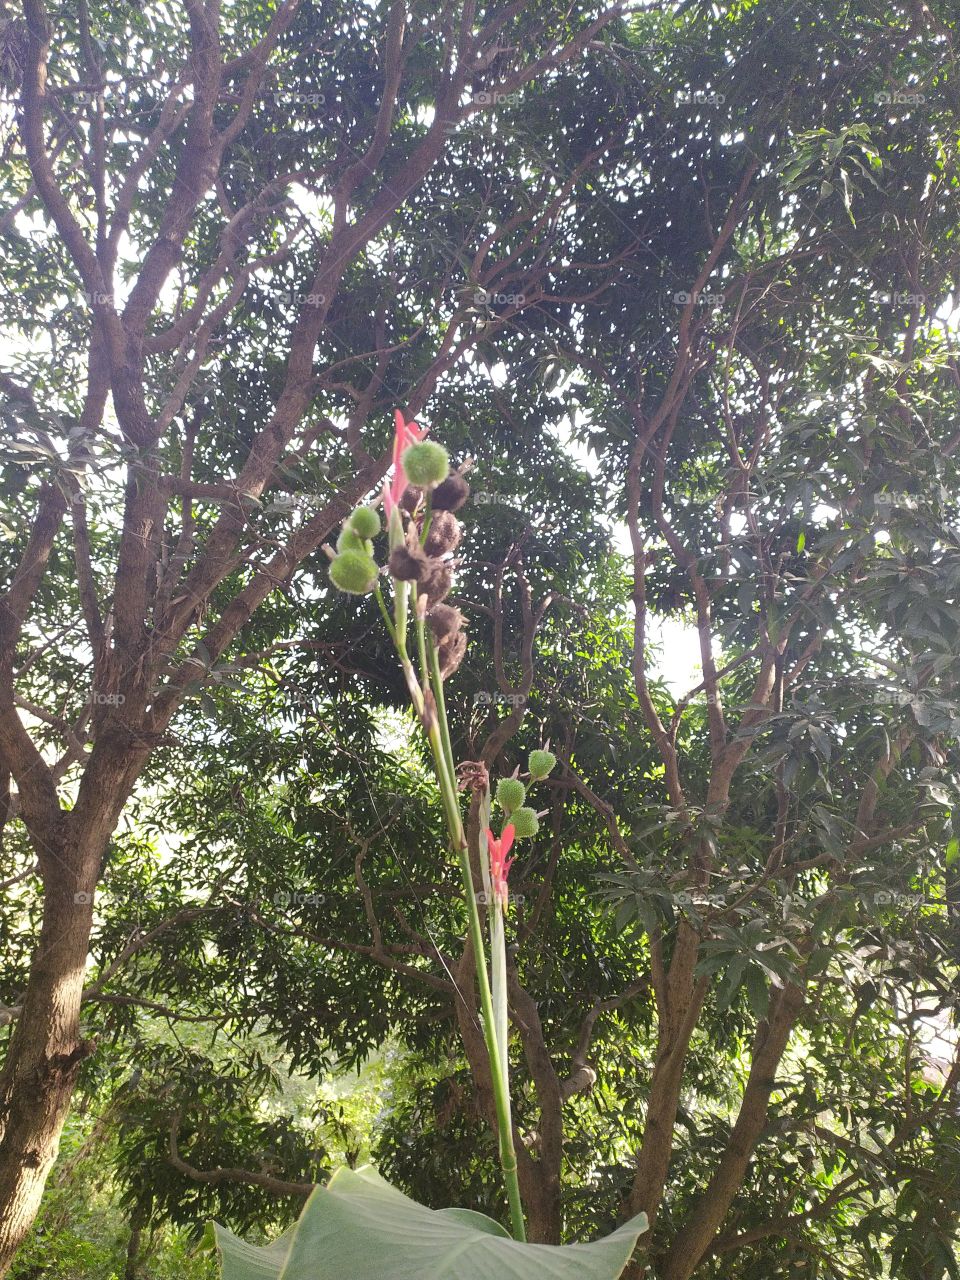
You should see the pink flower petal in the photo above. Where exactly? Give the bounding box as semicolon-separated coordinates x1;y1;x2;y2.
385;410;429;517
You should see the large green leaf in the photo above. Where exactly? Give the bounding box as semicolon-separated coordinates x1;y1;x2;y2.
203;1222;299;1278
209;1166;648;1280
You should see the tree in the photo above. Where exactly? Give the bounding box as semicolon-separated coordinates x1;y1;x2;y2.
0;0;624;1268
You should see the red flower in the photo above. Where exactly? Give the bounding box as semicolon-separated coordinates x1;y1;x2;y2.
485;824;516;910
384;408;428;517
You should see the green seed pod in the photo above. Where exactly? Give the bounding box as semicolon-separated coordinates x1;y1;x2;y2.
329;550;378;594
401;441;450;488
336;527;366;554
509;806;539;838
528;749;557;780
348;505;381;539
496;777;526;814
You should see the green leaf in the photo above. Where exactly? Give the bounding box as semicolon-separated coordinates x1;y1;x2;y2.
615;898;637;934
807;723;832;761
435;1208;511;1238
209;1166;648;1280
207;1222;298;1276
743;965;770;1018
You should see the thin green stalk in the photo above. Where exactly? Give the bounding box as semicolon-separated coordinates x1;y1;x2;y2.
490;905;511;1111
394;631;461;852
427;633;457;789
420;490;434;546
453;838;526;1242
383;567;525;1240
392;616;525;1239
394;577;408;647
373;581;397;645
414;591;431;698
475;787;513;1218
422;648;525;1241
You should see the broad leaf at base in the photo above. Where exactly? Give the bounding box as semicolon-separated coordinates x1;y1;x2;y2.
208;1165;648;1280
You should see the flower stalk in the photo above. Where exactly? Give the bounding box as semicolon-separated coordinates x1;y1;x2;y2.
412;620;524;1238
327;410;559;1242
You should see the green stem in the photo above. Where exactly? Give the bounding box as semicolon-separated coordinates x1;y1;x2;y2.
420;490;434;547
414;589;431;698
453;840;526;1241
427;632;457;787
394;615;525;1240
424;670;524;1241
373;581;397;645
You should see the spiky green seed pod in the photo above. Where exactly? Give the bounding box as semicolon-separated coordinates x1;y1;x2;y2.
401;441;450;487
496;777;526;814
329;550;378;594
527;749;557;780
336;527;367;554
510;806;539;838
348;505;380;539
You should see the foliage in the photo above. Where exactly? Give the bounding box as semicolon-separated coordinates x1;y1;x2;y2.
0;0;959;1277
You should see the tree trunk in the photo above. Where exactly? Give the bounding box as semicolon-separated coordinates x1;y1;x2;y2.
520;1166;562;1245
123;1224;143;1280
0;750;134;1280
629;926;707;1227
0;871;96;1276
123;1200;149;1280
657;982;805;1280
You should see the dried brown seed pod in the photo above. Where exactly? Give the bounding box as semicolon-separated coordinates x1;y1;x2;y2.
431;474;470;512
400;485;423;513
421;560;453;607
424;510;462;557
456;759;489;793
435;629;467;678
388;544;427;581
427;603;464;640
429;603;467;678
